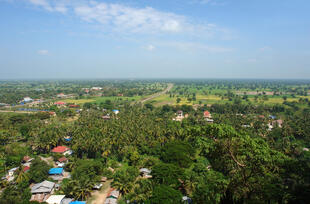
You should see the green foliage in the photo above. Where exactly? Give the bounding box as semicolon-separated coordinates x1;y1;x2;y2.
0;183;31;204
152;163;184;188
149;185;182;204
28;158;50;183
112;166;139;194
161;141;194;168
71;159;103;183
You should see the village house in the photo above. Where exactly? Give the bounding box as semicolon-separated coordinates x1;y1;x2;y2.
173;110;186;121
51;146;72;156
54;101;67;107
102;115;111;120
23;97;33;103
30;180;55;202
104;189;120;204
23;155;34;166
45;195;66;204
68;104;79;108
203;110;214;123
57;157;68;167
23;166;30;172
70;201;86;204
112;109;120;114
182;196;193;204
273;119;283;128
91;87;102;91
139;168;152;178
57;93;67;98
5;167;18;182
23;155;33;162
49;168;64;181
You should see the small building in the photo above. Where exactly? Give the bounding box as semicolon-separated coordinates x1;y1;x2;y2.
54;101;66;106
51;146;72;156
173;110;185;121
269;115;276;120
112;109;119;114
203;111;212;118
23;166;30;172
182;196;193;204
68;104;79;108
5;167;18;182
57;93;66;98
64;136;72;142
104;189;119;204
24;97;33;103
70;201;86;204
46;195;66;204
62;198;74;204
139;168;152;178
30;180;55;202
203;111;213;123
91;87;102;91
49;168;64;175
272;119;283;128
58;157;68;163
57;157;68;167
49;112;57;117
23;156;34;163
102;115;111;120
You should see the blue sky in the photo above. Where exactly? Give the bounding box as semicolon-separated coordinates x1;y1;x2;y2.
0;0;309;79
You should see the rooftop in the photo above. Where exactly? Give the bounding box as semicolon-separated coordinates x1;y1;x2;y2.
52;146;70;153
49;168;64;175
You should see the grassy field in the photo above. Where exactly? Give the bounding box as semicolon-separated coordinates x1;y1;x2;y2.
150;94;310;106
150;94;228;106
62;96;143;105
62;98;95;104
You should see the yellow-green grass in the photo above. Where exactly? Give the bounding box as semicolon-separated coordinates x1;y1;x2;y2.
62;96;143;105
151;94;227;106
62;99;95;104
152;94;310;106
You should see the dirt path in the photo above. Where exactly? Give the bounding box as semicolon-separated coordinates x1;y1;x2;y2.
88;180;112;204
39;156;56;167
0;110;35;114
140;83;173;104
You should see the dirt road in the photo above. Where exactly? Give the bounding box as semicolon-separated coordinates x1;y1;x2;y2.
140;83;173;103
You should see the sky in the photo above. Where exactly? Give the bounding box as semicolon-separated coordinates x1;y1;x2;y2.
0;0;309;79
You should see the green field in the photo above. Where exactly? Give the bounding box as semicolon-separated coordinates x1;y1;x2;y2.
150;94;310;106
62;96;143;105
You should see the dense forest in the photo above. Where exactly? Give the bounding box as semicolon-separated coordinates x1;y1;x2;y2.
0;80;310;204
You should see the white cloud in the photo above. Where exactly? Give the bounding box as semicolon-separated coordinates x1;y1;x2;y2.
37;49;49;55
159;41;232;53
73;3;187;34
145;45;155;51
27;0;68;13
23;0;224;36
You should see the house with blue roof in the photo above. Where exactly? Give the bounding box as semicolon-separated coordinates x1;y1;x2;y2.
112;109;119;114
49;168;64;175
70;201;86;204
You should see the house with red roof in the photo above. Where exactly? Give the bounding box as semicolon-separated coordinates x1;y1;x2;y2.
203;111;213;123
51;146;72;156
54;101;66;106
23;166;30;172
23;156;33;163
203;111;211;118
68;104;79;108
